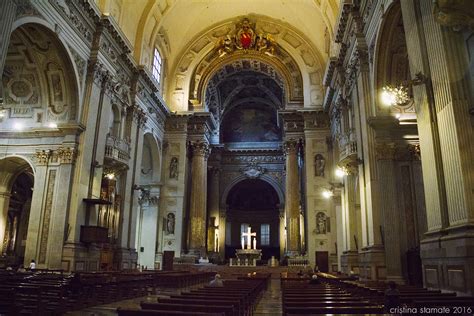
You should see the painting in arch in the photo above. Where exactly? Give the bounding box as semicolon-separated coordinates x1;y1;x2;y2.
0;0;473;300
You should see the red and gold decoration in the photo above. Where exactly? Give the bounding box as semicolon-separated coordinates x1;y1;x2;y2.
215;18;277;57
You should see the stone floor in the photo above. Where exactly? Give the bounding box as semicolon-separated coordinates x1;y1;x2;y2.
65;279;284;315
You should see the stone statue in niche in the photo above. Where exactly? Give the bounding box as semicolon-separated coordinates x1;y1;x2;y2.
165;213;175;235
314;154;326;177
316;212;326;234
169;157;178;179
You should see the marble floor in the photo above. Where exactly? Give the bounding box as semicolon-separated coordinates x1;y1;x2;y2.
65;279;284;316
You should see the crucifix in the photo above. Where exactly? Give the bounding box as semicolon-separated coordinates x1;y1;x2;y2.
242;226;256;250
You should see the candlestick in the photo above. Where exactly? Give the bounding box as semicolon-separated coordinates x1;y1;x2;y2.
253;237;257;249
241;237;245;249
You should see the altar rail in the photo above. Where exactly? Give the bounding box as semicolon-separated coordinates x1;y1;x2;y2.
288;257;309;267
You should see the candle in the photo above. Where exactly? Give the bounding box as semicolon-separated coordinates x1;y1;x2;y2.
241;237;245;249
253;237;257;249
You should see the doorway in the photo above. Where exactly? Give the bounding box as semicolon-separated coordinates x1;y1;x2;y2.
315;251;329;272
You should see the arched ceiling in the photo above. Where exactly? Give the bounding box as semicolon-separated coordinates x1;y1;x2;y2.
95;0;339;70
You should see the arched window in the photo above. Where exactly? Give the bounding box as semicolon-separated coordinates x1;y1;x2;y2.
152;48;162;85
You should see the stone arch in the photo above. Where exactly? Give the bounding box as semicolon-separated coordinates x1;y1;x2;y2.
196;52;302;109
373;1;414;116
167;14;325;111
4;21;79;124
0;156;35;260
220;174;285;209
141;133;161;184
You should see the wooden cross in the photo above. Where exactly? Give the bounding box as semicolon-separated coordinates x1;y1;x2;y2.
242;227;256;249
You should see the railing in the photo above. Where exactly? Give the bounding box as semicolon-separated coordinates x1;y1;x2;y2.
339;140;357;163
288;257;309;267
104;134;130;164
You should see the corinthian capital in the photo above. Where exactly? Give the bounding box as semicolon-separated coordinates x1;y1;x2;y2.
283;139;298;155
190;141;210;158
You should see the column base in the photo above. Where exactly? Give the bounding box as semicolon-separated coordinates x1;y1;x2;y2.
114;247;138;270
420;226;474;295
358;245;386;280
340;250;359;274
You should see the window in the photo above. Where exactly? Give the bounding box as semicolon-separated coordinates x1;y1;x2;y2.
152;48;162;84
240;223;249;237
225;222;231;245
260;224;270;246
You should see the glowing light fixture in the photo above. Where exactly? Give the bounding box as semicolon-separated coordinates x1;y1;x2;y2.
322;189;334;199
105;173;115;180
48;122;58;128
335;167;347;178
13;122;24;131
381;86;409;107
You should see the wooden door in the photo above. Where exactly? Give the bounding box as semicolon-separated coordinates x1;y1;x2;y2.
315;251;329;272
162;251;174;271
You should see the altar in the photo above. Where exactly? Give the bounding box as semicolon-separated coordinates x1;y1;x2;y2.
230;227;262;267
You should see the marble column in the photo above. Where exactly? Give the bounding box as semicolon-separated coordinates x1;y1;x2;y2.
137;186;160;269
48;147;76;269
284;139;300;256
0;0;16;77
188;141;209;256
340;173;360;273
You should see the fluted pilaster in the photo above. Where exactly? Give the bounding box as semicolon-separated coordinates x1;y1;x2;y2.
0;0;16;77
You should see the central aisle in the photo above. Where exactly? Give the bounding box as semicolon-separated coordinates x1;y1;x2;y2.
254;278;283;316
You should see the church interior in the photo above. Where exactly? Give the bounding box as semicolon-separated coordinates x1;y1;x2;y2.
0;0;473;314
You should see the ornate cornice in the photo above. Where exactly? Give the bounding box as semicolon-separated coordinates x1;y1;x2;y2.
335;2;353;43
433;0;474;31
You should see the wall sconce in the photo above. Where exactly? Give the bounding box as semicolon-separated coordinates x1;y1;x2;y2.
381;72;428;107
322;189;334;199
104;173;115;180
335;166;348;178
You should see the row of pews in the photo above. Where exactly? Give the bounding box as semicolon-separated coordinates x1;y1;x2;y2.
281;274;384;315
0;269;214;314
117;273;271;316
281;273;474;315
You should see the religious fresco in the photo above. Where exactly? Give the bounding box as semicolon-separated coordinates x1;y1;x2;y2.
222;104;281;142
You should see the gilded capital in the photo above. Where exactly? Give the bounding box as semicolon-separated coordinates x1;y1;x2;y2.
56;147;76;164
283;139;299;155
375;142;397;160
34;150;51;166
190;141;210;158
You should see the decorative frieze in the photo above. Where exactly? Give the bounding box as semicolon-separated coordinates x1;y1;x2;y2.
221;154;284;164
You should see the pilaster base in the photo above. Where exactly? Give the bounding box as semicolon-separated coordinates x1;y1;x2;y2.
61;242;101;272
340;250;359;274
114;247;138;270
420;227;474;295
358;245;386;280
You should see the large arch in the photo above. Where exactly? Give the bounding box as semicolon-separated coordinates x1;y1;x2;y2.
3;22;79;126
167;14;326;111
0;156;35;265
220;174;285;209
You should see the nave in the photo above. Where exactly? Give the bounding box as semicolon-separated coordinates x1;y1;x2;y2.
1;267;473;315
